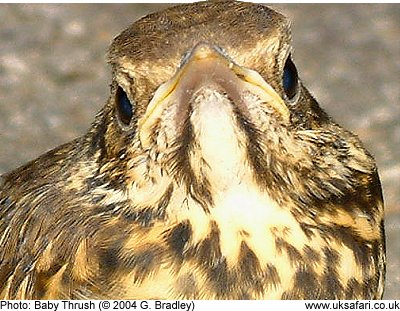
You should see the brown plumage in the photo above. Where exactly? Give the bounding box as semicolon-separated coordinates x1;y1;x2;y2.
0;1;385;299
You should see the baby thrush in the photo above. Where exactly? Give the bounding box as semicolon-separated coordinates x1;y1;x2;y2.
0;1;385;299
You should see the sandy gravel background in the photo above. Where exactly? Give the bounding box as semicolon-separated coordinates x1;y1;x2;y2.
0;3;398;299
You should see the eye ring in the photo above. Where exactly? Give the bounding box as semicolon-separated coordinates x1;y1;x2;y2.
282;55;299;100
115;86;134;127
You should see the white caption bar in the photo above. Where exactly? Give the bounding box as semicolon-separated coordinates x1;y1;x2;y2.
0;300;399;311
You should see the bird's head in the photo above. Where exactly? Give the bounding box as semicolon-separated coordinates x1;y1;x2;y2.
89;1;376;216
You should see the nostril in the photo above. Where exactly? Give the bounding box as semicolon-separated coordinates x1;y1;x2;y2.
179;49;193;68
180;42;227;68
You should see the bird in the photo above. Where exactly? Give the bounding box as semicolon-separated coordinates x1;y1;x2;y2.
0;1;385;300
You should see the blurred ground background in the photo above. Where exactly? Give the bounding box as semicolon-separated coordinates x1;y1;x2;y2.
0;3;398;299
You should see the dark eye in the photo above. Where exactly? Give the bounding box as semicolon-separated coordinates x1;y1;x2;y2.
115;86;133;126
282;55;299;100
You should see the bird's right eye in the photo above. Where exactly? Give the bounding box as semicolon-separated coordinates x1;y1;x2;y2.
115;86;134;126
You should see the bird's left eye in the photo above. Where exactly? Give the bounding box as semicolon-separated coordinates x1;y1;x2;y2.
115;86;134;127
282;55;299;100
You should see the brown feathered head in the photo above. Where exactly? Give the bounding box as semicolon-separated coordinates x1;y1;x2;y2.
91;1;378;216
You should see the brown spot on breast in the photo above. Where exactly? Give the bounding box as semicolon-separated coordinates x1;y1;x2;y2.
275;237;302;266
299;222;316;239
157;184;174;214
165;221;192;262
183;226;283;298
321;247;344;299
239;229;250;238
186;220;221;267
303;245;321;266
237;242;263;294
185;222;232;298
120;244;163;283
269;226;291;238
265;264;281;290
98;245;120;276
282;265;320;299
321;225;373;275
207;258;230;298
174;273;198;299
121;185;174;227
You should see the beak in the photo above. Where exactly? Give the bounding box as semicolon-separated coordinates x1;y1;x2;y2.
138;42;290;149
